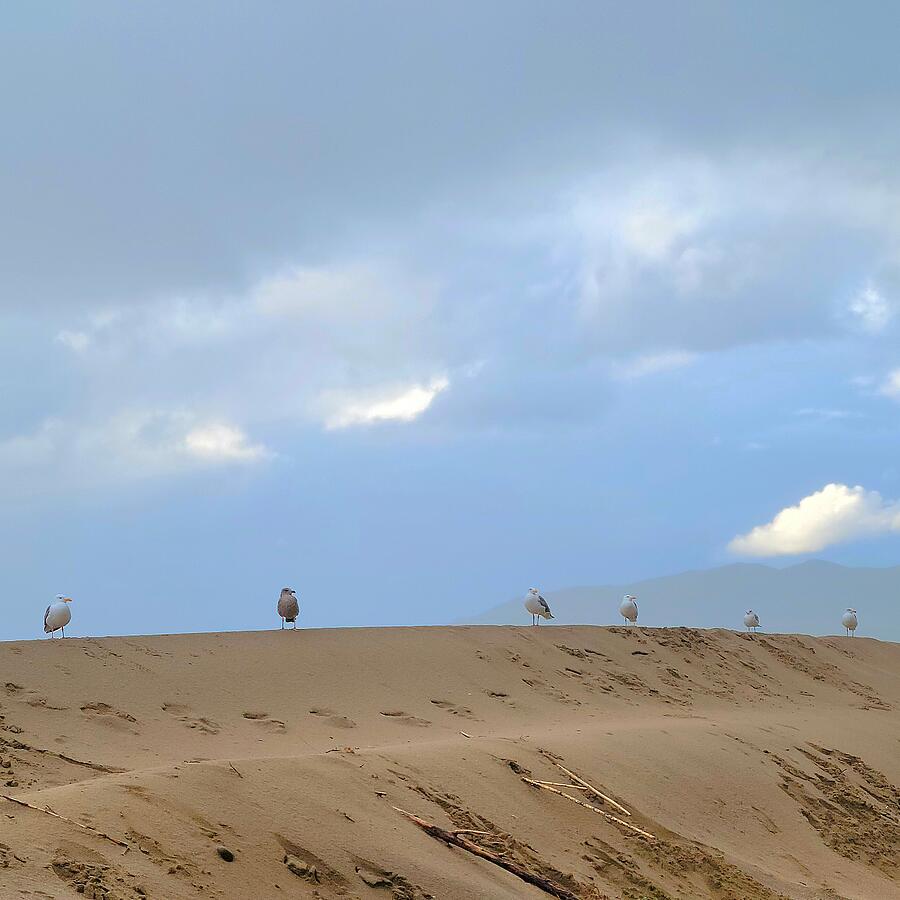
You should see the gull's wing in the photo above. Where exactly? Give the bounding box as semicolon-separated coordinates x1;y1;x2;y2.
43;605;52;632
538;595;551;613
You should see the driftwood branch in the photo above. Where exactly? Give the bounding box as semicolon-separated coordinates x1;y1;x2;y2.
2;795;130;850
534;781;590;791
227;762;243;778
544;758;632;817
393;807;581;900
521;779;655;840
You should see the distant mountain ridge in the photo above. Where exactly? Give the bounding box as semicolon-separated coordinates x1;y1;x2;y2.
469;560;900;641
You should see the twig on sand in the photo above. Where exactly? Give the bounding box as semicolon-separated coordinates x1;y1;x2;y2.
541;756;632;817
459;731;472;738
228;762;243;778
393;807;581;900
521;779;655;840
534;781;590;791
1;794;130;851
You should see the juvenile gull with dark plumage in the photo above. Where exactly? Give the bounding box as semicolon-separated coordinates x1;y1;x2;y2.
277;587;300;629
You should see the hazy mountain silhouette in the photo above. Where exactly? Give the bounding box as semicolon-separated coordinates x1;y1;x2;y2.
470;560;899;641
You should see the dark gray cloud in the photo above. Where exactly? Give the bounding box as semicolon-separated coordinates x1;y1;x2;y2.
4;3;900;309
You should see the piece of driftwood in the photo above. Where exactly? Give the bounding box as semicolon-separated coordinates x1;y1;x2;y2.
1;794;130;850
228;762;243;778
545;758;632;817
534;781;590;790
521;779;655;840
393;807;581;900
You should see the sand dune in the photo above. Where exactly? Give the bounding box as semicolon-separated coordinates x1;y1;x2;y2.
0;626;897;899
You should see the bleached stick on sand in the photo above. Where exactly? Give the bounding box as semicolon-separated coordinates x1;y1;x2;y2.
546;759;632;817
393;807;581;900
534;781;591;790
521;779;655;840
2;795;130;850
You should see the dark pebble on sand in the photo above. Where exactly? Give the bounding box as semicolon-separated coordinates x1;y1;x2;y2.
216;846;235;862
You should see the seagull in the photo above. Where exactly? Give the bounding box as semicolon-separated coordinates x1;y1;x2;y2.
277;587;300;629
743;609;760;632
619;594;638;624
43;596;72;638
841;607;858;637
524;588;554;625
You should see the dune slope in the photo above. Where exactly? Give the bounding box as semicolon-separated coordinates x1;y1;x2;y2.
0;626;897;899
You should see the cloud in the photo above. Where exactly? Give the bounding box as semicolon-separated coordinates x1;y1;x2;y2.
322;377;449;429
848;284;893;334
56;330;91;353
557;154;900;354
795;408;857;420
183;424;269;462
253;262;432;321
0;412;269;496
728;483;900;556
613;350;697;380
880;368;900;398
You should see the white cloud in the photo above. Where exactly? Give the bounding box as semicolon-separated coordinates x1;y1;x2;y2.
253;261;435;324
620;204;700;263
56;330;91;352
848;284;893;333
613;350;697;380
322;377;449;429
880;368;900;398
795;407;858;421
0;412;269;496
728;482;900;556
184;423;268;462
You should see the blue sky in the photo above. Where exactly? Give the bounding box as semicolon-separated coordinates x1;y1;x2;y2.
4;3;900;639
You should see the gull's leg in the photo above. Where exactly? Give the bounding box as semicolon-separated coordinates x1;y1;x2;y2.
61;625;65;637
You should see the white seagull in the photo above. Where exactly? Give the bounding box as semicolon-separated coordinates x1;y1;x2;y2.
524;588;554;625
743;609;760;632
43;596;72;638
841;607;858;637
619;594;638;624
277;587;300;629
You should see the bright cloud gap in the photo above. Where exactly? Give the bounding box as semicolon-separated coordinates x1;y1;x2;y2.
324;377;450;430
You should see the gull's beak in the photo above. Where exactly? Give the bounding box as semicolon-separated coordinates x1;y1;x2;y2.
63;597;72;603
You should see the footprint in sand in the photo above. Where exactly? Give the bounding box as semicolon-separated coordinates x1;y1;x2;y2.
308;708;357;729
379;710;431;727
241;711;286;732
80;702;139;732
430;699;478;720
162;703;220;735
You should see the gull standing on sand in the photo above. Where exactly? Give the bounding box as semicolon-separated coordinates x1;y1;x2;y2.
743;609;760;632
43;595;72;638
841;608;858;637
524;588;554;625
619;594;638;624
277;587;300;629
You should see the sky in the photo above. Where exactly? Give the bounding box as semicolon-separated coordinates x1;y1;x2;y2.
3;2;900;639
